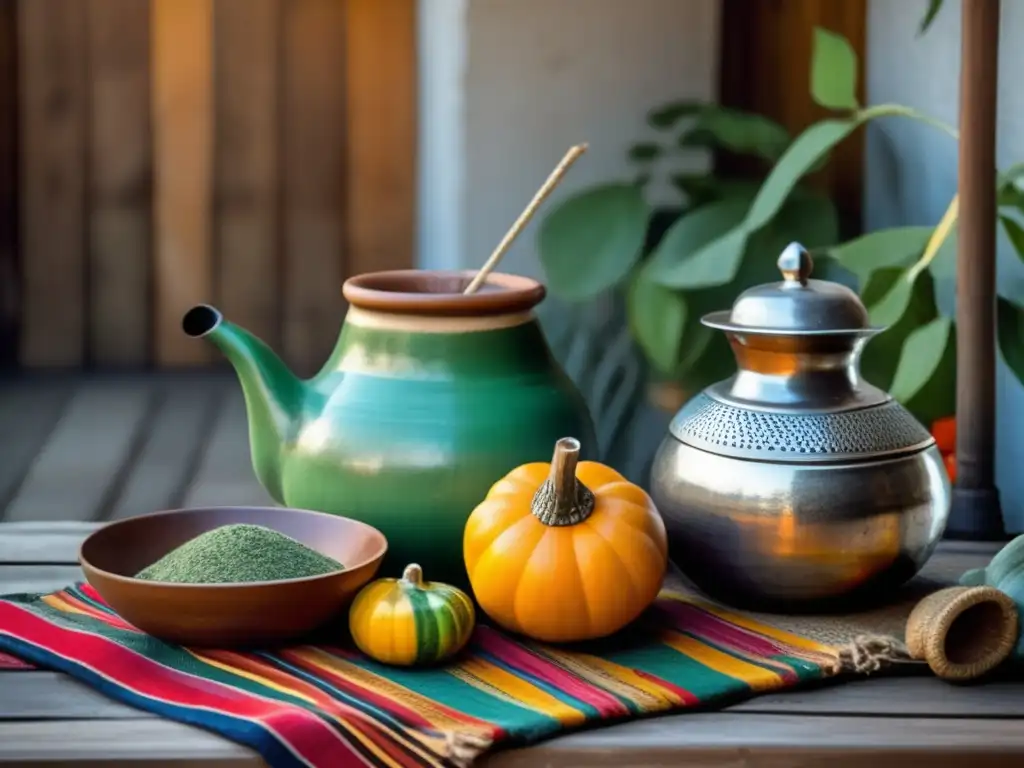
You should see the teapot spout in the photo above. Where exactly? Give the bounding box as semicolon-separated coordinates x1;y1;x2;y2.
183;305;305;501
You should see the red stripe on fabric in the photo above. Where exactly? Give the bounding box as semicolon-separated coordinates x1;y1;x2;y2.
282;648;504;741
201;650;424;768
0;650;32;669
0;601;352;768
475;627;631;718
656;601;796;659
279;650;443;731
632;669;701;705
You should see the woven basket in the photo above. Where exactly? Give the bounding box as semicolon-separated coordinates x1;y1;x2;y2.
905;585;1019;681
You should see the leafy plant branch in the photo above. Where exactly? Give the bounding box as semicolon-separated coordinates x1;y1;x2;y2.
536;20;1024;429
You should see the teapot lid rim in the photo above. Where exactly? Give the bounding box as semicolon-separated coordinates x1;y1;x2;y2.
343;270;545;317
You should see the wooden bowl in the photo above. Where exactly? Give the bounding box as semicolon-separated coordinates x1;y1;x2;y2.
79;506;387;647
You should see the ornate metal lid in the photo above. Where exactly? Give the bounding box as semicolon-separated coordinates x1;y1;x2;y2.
667;243;935;461
701;242;880;336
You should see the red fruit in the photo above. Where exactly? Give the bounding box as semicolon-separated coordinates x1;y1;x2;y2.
943;452;957;484
932;416;956;454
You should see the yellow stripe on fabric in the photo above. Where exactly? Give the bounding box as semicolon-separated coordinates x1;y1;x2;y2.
661;631;783;692
188;650;398;768
295;648;491;740
537;647;685;709
41;594;90;616
662;591;838;656
455;657;588;727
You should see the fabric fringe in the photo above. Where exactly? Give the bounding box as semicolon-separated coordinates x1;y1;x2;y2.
827;633;922;676
445;731;494;768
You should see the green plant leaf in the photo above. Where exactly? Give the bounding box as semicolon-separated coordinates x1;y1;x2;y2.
771;187;840;251
811;28;860;111
861;269;940;390
867;274;916;328
998;297;1024;390
826;226;933;285
677;108;791;163
927;222;958;282
654;118;861;291
626;271;687;375
644;196;754;286
628;142;662;162
889;317;953;403
747;119;860;230
647;101;704;130
1001;214;1024;264
919;0;945;36
537;183;651;301
901;318;957;427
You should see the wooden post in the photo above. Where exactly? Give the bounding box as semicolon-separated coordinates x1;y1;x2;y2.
947;0;1006;540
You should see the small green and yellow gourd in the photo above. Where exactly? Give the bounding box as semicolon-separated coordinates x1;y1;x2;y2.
348;563;476;667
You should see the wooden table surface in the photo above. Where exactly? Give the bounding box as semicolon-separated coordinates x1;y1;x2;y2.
2;373;1024;766
2;525;1024;765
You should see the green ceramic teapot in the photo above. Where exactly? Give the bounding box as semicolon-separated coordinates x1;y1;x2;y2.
182;271;596;587
960;533;1024;663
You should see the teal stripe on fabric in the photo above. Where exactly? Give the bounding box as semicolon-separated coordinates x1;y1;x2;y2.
774;654;826;681
601;642;753;700
477;650;601;720
336;649;562;730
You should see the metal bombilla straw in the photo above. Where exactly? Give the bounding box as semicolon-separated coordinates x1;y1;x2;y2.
948;0;1006;540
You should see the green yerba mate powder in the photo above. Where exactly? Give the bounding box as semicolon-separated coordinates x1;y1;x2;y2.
135;524;343;584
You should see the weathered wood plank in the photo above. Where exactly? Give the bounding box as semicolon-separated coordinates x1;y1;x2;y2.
0;672;153;719
0;720;261;765
0;522;99;564
1;714;1023;767
107;377;224;520
3;380;154;522
344;0;417;277
280;0;347;377
182;389;273;508
213;0;281;351
86;0;152;366
0;379;71;515
152;0;214;366
4;671;1023;725
0;1;17;368
0;565;82;594
17;0;88;367
487;715;1024;768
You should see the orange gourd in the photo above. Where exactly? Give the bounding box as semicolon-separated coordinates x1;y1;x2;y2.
463;437;668;643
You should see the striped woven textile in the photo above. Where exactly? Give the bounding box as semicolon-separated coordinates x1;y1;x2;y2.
0;583;839;767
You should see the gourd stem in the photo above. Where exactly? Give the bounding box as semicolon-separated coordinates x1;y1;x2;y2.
531;437;595;526
402;563;424;586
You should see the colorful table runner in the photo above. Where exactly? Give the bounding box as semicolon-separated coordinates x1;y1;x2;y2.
0;583;840;767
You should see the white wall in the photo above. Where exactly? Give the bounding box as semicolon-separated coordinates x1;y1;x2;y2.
417;0;722;279
865;0;1024;530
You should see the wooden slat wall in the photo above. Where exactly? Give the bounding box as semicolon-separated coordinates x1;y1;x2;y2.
281;0;348;377
0;0;18;369
152;0;214;367
18;0;88;367
87;0;152;366
718;0;867;236
344;0;417;278
8;0;417;374
214;0;281;356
